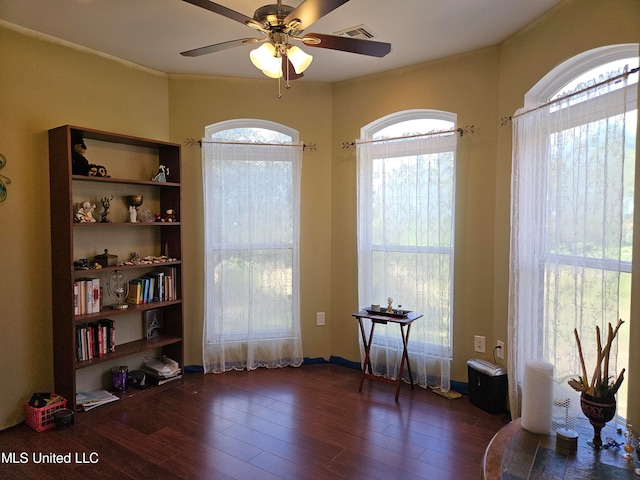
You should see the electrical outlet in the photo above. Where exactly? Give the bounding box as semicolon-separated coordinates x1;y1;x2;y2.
496;340;504;359
474;335;486;353
316;312;325;326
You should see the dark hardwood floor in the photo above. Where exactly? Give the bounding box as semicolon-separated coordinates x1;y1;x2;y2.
0;364;510;479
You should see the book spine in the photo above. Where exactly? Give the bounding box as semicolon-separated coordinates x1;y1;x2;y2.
73;282;80;316
86;279;93;314
79;281;87;315
76;325;83;361
92;278;100;313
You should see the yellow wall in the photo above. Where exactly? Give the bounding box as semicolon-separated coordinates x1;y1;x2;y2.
0;25;171;429
1;0;639;430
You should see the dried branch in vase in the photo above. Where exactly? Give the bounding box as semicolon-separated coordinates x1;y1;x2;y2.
568;319;625;399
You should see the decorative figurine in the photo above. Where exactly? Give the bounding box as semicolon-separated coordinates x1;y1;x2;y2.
152;165;169;182
125;195;143;223
100;196;113;223
138;207;154;223
75;201;96;223
128;205;137;223
387;297;393;313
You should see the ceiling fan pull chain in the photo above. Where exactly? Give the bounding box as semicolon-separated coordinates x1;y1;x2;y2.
285;53;291;90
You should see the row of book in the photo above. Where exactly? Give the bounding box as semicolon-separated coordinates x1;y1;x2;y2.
127;268;178;305
74;278;101;315
76;319;115;362
73;267;178;316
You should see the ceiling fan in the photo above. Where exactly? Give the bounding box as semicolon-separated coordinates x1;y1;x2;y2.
180;0;391;82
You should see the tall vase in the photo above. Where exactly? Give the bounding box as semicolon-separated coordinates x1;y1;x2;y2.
580;392;616;448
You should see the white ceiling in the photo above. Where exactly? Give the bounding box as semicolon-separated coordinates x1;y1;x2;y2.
0;0;561;83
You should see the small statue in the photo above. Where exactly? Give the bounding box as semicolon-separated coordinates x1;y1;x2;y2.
75;201;96;223
129;205;138;223
386;297;393;313
100;196;113;223
152;165;169;182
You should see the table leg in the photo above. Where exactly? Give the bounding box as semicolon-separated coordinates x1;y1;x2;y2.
395;323;414;401
359;319;376;391
403;323;414;388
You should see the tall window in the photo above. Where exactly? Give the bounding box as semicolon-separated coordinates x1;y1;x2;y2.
201;119;303;373
357;109;457;393
509;45;638;421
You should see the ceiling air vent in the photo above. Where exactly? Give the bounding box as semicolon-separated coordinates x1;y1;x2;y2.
334;24;378;40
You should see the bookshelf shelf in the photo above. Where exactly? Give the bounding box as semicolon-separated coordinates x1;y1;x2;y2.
73;222;182;227
48;125;184;413
72;175;180;188
75;335;183;370
72;299;183;324
72;261;182;277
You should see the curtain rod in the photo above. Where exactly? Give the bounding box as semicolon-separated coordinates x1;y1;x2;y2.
505;66;639;123
185;138;317;151
342;124;476;150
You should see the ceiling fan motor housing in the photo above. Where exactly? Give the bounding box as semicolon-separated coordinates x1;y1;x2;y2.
253;4;296;28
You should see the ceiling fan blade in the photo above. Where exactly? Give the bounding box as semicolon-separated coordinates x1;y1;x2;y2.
302;33;391;58
182;0;265;31
282;56;304;80
181;38;262;57
284;0;350;31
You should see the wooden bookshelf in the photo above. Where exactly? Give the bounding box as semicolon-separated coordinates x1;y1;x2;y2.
48;125;184;413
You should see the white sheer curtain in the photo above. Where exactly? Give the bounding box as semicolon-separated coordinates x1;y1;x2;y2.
357;132;456;392
202;141;303;373
508;67;636;417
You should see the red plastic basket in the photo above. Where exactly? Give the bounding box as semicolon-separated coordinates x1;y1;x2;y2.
24;395;68;432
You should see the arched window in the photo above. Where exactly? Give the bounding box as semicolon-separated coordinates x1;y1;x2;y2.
201;119;303;373
357;109;458;393
205;118;299;144
509;45;638;423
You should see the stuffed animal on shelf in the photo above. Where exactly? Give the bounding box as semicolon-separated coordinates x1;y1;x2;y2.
72;136;90;175
71;135;110;177
162;209;177;222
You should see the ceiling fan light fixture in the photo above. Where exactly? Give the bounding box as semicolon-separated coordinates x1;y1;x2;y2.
287;45;313;74
262;62;284;78
250;42;277;70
